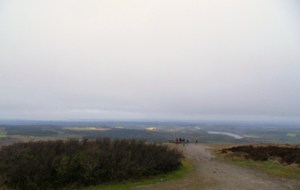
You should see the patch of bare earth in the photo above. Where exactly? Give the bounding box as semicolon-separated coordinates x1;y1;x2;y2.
132;144;300;190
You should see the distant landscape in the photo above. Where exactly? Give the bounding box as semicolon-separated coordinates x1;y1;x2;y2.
0;120;299;146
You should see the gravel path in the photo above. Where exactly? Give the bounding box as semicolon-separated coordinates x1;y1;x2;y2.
132;144;300;190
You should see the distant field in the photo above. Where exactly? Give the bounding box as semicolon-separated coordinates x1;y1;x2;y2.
0;129;7;138
64;127;112;131
287;133;297;137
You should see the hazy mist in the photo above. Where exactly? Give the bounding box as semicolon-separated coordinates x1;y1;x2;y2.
0;0;300;121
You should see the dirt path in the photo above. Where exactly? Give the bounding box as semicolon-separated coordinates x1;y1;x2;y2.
132;144;300;190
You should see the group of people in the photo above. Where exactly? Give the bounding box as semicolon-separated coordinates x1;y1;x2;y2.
175;137;189;145
175;137;198;145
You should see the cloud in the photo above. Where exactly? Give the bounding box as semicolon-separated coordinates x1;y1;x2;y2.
0;0;299;121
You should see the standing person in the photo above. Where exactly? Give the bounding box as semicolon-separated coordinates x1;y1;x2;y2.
176;138;179;144
195;136;198;144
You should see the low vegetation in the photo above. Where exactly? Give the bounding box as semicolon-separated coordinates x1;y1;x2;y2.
221;145;300;164
0;138;183;190
220;145;300;178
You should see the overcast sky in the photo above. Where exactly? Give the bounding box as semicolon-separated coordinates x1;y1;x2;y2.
0;0;300;121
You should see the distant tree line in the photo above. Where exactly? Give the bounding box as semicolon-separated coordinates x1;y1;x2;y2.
222;145;300;164
0;138;183;190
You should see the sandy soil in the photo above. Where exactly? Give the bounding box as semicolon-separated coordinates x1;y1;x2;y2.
132;144;300;190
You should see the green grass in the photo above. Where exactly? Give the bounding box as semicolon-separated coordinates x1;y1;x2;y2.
83;160;191;190
0;130;7;138
286;133;297;137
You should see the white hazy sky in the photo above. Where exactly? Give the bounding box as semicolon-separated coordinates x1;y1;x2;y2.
0;0;300;121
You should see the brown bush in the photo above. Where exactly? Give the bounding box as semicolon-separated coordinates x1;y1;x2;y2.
222;145;300;164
